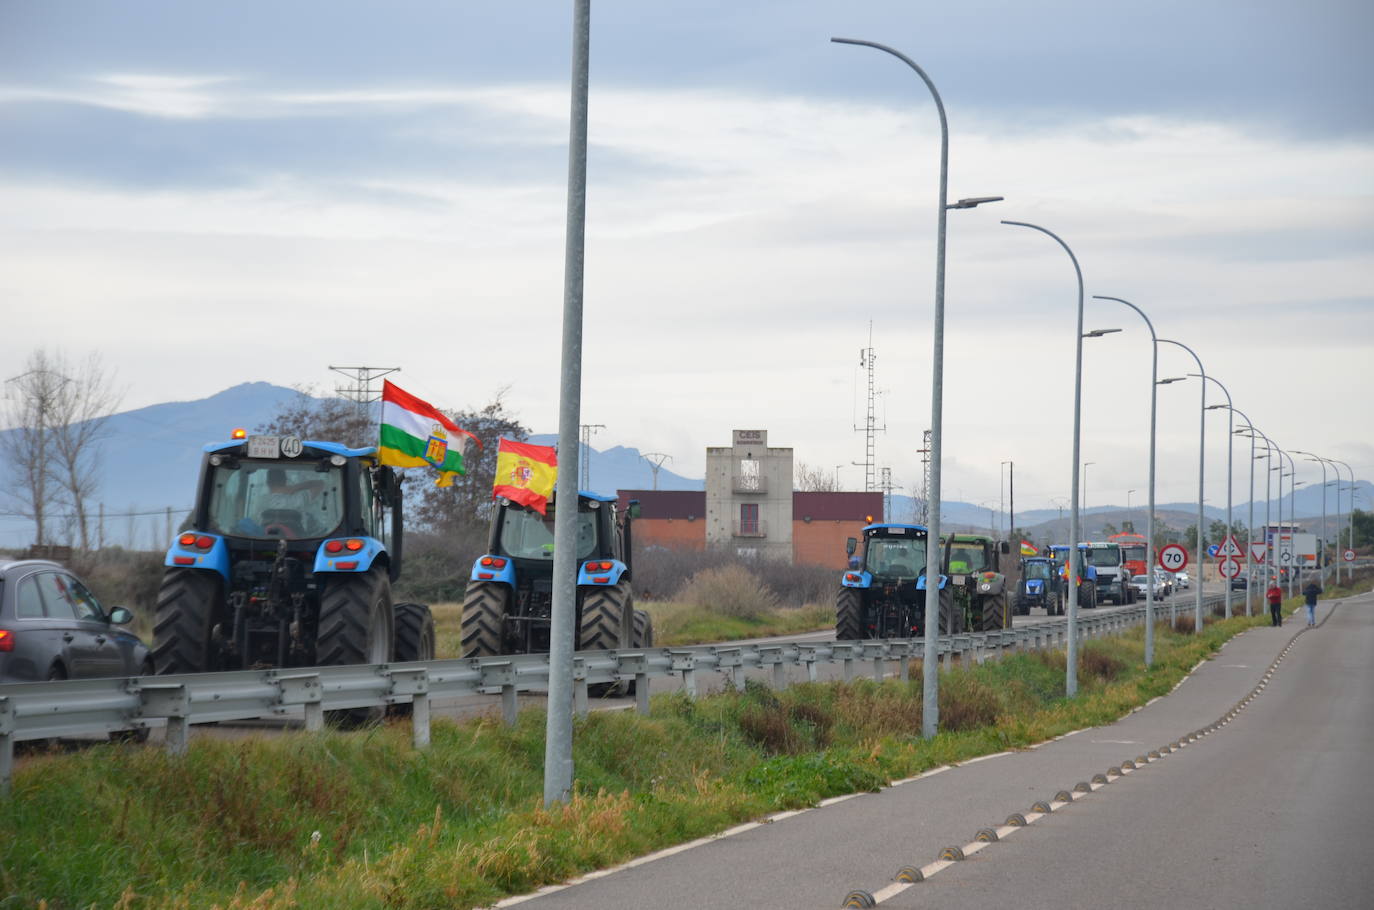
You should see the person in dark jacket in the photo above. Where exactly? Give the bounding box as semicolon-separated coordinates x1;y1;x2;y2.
1302;577;1323;627
1266;580;1284;627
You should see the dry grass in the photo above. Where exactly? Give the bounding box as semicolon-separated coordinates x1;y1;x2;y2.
677;564;780;619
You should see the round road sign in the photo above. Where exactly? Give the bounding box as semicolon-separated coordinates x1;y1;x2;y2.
1218;557;1242;579
1206;544;1220;557
1159;544;1188;573
1344;549;1356;562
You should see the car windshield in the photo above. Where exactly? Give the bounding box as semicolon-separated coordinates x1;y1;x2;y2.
1087;547;1122;567
865;537;927;577
1025;562;1054;580
1133;575;1153;584
499;507;599;560
207;460;344;540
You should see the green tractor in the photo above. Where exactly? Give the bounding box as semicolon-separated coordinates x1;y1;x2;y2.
942;534;1013;632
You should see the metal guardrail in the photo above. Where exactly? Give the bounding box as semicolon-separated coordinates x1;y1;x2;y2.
0;596;1224;795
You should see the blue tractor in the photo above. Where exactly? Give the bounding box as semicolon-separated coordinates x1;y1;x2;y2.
153;433;434;683
460;492;652;662
1049;544;1099;609
836;523;959;640
1016;555;1065;615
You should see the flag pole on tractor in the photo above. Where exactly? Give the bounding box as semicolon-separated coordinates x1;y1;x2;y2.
377;380;480;487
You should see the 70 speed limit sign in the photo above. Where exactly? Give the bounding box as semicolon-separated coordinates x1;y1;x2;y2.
1158;543;1189;573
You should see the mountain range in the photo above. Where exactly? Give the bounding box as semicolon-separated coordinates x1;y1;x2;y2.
1;382;1365;549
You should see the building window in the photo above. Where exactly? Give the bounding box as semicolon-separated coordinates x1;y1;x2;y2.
739;503;759;536
738;459;760;491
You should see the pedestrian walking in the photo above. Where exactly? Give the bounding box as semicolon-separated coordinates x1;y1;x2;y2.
1302;577;1322;627
1266;579;1284;627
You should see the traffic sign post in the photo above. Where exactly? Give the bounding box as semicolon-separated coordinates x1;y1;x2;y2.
1249;543;1266;564
1218;557;1242;580
1159;544;1188;573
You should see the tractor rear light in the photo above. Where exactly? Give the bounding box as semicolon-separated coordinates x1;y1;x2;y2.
480;556;507;569
477;572;494;580
845;573;861;583
325;540;344;554
195;535;214;550
0;630;13;652
178;533;197;547
592;576;610;584
336;561;358;570
345;539;364;552
584;561;613;573
173;556;196;566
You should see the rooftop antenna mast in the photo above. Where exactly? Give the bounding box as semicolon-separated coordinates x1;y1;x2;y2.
853;322;886;492
641;452;672;491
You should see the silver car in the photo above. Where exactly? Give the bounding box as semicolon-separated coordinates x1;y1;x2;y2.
0;559;152;683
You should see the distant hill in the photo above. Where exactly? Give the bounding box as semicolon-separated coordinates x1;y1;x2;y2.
2;383;1366;549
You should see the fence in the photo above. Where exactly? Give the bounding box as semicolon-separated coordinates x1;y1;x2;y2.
0;596;1223;795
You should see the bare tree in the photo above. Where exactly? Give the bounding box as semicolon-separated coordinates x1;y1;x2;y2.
256;385;374;447
794;461;838;492
47;352;122;551
1;350;67;547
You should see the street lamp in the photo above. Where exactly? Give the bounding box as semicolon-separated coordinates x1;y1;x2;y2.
1159;339;1207;632
1083;462;1096;521
1197;374;1235;619
1330;458;1356;581
832;36;1002;738
1224;407;1259;615
1002;219;1113;696
1293;450;1332;583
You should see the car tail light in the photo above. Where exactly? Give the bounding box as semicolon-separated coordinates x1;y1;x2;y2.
0;630;13;652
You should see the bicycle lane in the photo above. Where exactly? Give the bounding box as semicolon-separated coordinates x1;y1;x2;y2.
492;603;1336;910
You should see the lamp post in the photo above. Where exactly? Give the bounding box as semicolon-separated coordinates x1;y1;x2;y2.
1226;407;1259;615
1091;295;1182;664
1239;426;1276;596
1002;220;1117;695
1082;462;1096;528
1159;339;1207;631
1198;375;1235;619
1293;451;1331;583
1330;458;1355;581
832;36;1002;737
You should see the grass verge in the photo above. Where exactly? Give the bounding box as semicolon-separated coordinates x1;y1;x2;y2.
0;611;1277;909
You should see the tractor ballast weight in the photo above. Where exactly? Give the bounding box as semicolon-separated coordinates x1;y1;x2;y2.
942;534;1013;632
836;523;957;640
1017;555;1066;615
460;492;653;671
153;434;435;699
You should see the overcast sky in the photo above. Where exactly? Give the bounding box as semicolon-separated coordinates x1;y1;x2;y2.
3;0;1371;517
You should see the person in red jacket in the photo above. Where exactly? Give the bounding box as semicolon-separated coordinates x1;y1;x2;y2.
1266;579;1284;627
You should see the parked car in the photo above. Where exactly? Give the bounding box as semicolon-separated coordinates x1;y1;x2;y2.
0;559;152;684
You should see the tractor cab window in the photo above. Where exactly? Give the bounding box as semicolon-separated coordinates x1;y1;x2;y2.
499;507;599;560
1025;562;1054;581
207;460;344;541
359;468;389;546
947;545;987;573
865;537;926;578
1086;547;1122;567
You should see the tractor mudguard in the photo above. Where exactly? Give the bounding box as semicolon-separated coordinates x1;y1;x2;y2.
164;533;232;584
840;569;874;589
313;536;386;574
974;572;1007;596
577;559;628;587
916;574;948;590
469;555;517;586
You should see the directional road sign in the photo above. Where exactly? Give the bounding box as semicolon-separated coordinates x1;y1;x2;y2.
1218;557;1242;579
1218;535;1243;558
1249;543;1267;564
1207;544;1220;557
1159;544;1189;573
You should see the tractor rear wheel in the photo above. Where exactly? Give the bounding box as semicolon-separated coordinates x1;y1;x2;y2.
152;569;223;675
632;608;654;649
836;588;862;641
580;582;633;651
394;602;436;663
318;568;394;726
460;581;510;657
974;594;1005;632
938;586;961;635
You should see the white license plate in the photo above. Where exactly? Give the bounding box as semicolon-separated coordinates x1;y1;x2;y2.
247;435;280;459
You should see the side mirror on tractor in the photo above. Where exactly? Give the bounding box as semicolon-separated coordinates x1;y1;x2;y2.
845;537;857;557
1000;540;1011;554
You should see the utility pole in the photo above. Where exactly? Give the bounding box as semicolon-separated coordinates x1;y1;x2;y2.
881;466;893;522
329;365;400;435
579;424;605;490
641;452;672;491
918;429;932;524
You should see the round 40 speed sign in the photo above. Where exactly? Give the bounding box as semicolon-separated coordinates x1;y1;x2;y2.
1158;543;1189;573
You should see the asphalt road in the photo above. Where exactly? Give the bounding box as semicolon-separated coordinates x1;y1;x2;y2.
492;588;1373;910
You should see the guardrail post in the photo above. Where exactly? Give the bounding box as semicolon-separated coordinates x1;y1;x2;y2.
799;644;821;682
274;672;324;732
832;642;858;681
759;646;785;689
573;658;589;717
863;642;886;682
941;637;952;670
669;650;697;698
385;668;430;749
616;654;650;716
479;661;518;726
139;684;191;756
0;697;13;799
714;647;744;690
890;640;911;682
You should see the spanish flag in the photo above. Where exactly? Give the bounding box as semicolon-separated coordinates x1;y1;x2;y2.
1020;540;1038;557
378;381;480;487
493;438;558;515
